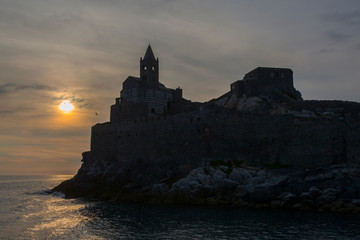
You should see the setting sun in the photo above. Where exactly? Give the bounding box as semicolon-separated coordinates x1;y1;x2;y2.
59;100;74;113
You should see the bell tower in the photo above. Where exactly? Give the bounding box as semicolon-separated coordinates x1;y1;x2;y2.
140;45;159;87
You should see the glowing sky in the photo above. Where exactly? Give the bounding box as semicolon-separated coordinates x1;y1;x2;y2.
0;0;359;175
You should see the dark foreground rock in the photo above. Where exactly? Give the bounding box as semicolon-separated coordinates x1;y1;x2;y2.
52;163;360;214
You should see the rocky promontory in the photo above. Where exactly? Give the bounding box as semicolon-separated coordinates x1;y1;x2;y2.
53;159;360;213
51;50;360;213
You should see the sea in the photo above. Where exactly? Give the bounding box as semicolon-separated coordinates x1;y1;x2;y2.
1;175;360;240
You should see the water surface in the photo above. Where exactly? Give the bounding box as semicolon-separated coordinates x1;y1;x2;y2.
1;175;360;239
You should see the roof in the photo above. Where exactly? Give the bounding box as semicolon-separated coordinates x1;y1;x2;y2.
143;45;156;61
252;67;292;72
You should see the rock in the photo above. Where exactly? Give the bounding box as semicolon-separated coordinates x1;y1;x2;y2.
235;185;252;199
228;168;252;184
250;173;267;185
292;203;311;211
270;200;283;208
300;192;311;200
219;165;229;173
192;185;215;198
282;193;297;201
212;170;227;185
351;199;360;206
303;200;315;207
188;168;211;186
339;186;358;199
323;188;340;197
188;180;201;188
282;195;298;208
263;175;288;187
309;186;322;198
287;180;311;195
278;192;292;200
316;195;335;205
208;167;216;176
329;200;344;210
152;183;169;195
172;178;189;190
220;179;239;191
189;167;205;177
342;203;360;213
233;199;248;207
205;197;218;205
304;172;333;182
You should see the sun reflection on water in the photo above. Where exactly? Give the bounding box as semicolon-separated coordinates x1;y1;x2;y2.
25;197;93;239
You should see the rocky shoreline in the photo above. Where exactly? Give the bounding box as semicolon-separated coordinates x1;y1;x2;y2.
53;163;360;214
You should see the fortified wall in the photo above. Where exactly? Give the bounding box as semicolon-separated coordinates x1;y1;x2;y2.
91;106;360;175
86;45;360;186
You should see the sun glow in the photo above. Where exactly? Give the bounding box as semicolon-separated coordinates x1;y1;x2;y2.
59;100;74;113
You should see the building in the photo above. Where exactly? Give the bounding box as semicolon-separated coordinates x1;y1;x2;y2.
110;45;183;122
230;67;301;101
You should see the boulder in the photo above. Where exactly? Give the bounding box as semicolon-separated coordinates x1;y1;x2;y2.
304;172;333;182
281;193;298;208
299;192;311;200
228;168;252;184
316;195;335;205
292;203;311;211
220;179;239;190
219;165;229;173
351;199;360;206
188;168;211;186
235;185;254;199
172;178;190;190
212;170;227;185
192;185;215;198
152;183;169;195
309;186;322;199
323;188;340;197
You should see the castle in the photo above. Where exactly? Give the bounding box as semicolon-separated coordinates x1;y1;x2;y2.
55;45;360;207
109;45;300;123
89;45;359;171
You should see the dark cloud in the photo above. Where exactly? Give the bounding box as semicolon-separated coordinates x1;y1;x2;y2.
324;10;360;25
326;30;352;42
0;83;56;95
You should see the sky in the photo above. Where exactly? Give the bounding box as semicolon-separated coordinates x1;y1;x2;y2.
0;0;359;175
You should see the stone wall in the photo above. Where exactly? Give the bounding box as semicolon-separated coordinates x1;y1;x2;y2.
90;106;359;182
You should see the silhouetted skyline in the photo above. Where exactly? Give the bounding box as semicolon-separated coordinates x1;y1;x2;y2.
0;0;359;175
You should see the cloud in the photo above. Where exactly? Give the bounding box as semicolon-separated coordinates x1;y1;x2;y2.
324;10;360;25
0;83;56;95
326;30;352;42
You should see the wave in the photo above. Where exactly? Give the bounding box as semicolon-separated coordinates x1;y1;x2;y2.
32;189;66;198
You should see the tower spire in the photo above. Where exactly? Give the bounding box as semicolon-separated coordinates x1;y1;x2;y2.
140;44;159;86
143;44;156;61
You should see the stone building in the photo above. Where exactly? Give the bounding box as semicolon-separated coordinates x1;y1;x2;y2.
110;45;183;122
230;67;302;101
